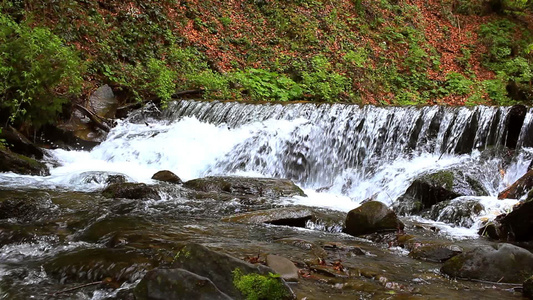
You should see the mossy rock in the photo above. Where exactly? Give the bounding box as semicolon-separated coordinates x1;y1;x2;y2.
408;242;462;262
441;243;533;283
343;201;404;236
394;169;488;215
0;146;49;176
102;182;160;200
171;243;295;299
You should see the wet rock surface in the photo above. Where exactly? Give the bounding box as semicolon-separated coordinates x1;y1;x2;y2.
441;243;533;283
134;268;232;300
171;243;295;299
343;201;404;236
102;182;160;200
223;206;344;231
183;176;306;198
151;170;182;184
266;254;299;282
394;169;488;214
524;276;533;299
0;146;49;175
498;169;533;199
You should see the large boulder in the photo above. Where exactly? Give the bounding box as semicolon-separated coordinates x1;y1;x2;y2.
102;183;160;200
222;206;345;231
134;268;232;300
394;169;488;215
441;243;533;283
171;243;295;299
151;170;182;184
183;176;306;199
343;201;404;236
498;169;533;199
89;84;118;119
0;146;49;175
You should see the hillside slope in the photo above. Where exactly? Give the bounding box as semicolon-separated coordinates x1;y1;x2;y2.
0;0;532;128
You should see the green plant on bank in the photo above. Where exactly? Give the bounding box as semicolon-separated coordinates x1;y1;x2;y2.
234;68;303;101
232;268;289;300
445;72;473;95
300;55;351;102
0;12;84;128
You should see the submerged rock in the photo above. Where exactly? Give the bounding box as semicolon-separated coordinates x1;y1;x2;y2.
441;243;533;283
151;170;182;184
44;248;155;283
394;169;488;215
102;182;160;200
134;268;232;300
171;243;295;299
343;201;404;236
222;206;344;231
498;169;533;200
0;146;49;176
183;176;306;198
425;197;484;227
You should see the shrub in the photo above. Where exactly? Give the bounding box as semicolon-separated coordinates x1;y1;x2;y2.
445;72;473;95
300;55;350;102
232;268;290;300
233;68;303;101
0;13;84;128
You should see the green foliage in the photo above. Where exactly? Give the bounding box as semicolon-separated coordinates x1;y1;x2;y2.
445;72;473;95
483;77;515;105
232;268;289;300
344;48;368;68
0;13;84;128
234;68;303;101
300;55;350;102
479;20;516;62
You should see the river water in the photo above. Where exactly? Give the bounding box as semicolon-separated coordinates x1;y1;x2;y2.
0;100;531;299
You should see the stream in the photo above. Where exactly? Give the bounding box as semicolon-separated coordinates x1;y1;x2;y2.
1;100;532;299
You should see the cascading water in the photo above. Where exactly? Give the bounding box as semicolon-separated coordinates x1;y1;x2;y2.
2;100;532;234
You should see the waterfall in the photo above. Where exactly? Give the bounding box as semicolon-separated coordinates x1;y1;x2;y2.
2;100;531;237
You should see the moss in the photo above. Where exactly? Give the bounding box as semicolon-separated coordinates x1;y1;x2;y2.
426;171;455;190
232;268;290;300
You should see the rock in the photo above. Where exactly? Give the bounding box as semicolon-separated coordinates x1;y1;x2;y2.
266;255;299;282
524;276;533;299
222;206;345;230
183;176;306;198
0;126;45;159
38;124;101;150
408;242;462;262
151;170;182;184
172;243;295;299
441;243;533;283
0;192;52;222
498;169;533;199
89;84;118;119
394;169;488;215
0;146;49;175
134;268;232;300
425;197;484;227
497;195;533;241
44;248;155;283
73;171;129;185
102;183;160;200
343;201;404;236
275;238;328;259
